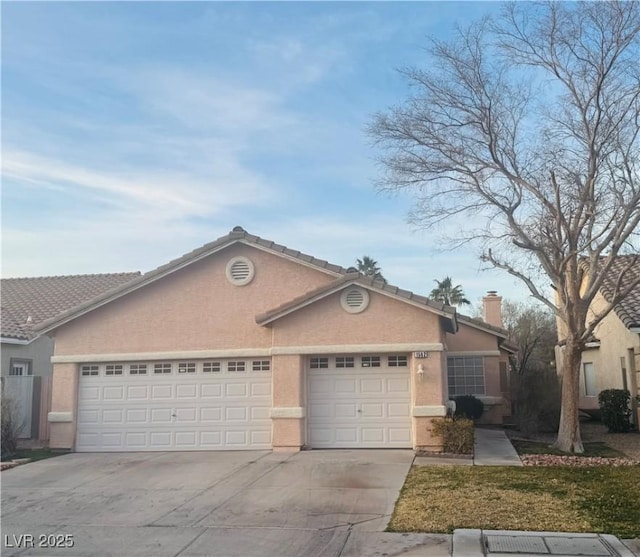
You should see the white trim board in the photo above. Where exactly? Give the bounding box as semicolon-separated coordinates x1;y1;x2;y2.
52;343;445;363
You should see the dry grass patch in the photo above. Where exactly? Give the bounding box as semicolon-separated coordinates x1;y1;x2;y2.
388;466;640;538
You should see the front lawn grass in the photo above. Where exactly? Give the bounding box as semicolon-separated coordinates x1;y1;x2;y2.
510;440;625;458
8;449;66;462
388;465;640;538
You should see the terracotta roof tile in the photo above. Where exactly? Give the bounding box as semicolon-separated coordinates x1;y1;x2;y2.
598;255;640;329
1;272;141;340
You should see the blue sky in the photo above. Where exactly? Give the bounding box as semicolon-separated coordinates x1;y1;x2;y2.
2;1;530;310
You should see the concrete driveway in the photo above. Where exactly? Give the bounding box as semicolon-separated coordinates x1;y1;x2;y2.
1;450;431;557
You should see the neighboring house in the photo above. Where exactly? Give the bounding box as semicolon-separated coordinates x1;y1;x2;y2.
1;273;141;440
34;227;513;453
556;256;640;426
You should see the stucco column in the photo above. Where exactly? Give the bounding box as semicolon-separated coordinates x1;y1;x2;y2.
411;351;446;451
271;354;305;451
48;363;78;449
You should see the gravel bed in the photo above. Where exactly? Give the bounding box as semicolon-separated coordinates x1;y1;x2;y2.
506;422;640;459
521;454;640;467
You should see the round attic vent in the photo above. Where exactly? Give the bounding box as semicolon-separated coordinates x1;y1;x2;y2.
340;287;370;314
226;256;255;286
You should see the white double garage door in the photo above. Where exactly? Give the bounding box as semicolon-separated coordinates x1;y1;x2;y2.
76;355;412;452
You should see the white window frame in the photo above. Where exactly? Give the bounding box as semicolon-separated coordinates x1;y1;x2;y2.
447;356;485;396
335;356;355;368
583;362;597;397
388;355;408;367
81;364;100;376
252;360;270;372
203;361;221;373
9;359;32;376
310;357;328;369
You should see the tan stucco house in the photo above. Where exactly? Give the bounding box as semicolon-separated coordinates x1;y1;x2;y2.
558;256;640;425
35;227;514;453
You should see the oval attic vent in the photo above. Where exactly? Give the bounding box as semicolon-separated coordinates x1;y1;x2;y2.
225;256;255;286
340;287;370;314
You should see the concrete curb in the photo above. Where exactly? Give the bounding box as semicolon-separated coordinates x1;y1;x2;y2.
452;529;638;556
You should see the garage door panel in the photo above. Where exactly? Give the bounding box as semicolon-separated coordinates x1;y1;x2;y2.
308;357;412;449
387;378;410;392
78;409;99;424
176;384;198;398
77;361;272;451
361;428;384;443
201;384;222;398
102;409;124;424
361;379;383;393
103;386;125;400
388;403;410;418
175;407;197;422
127;408;148;423
125;432;147;448
151;385;173;399
80;386;100;401
361;403;384;418
200;407;222;421
127;385;149;400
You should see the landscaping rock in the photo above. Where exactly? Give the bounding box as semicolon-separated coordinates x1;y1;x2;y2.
521;454;640;467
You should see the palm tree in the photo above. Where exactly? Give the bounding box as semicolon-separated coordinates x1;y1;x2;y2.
430;276;470;306
356;255;387;283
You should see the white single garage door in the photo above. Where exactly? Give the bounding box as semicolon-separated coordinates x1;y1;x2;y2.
307;355;412;448
76;358;272;452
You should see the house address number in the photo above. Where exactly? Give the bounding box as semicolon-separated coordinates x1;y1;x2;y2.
414;351;429;358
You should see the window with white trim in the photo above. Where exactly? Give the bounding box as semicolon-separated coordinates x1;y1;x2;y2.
228;361;245;372
81;364;99;376
203;361;221;373
105;364;123;376
447;356;485;396
361;356;381;368
9;359;32;376
388;356;408;367
129;364;147;375
336;357;355;368
252;360;270;372
310;357;328;369
583;362;597;396
178;362;196;374
154;363;172;374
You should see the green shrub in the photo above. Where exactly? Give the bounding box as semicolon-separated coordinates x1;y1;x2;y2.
453;395;484;420
1;395;20;460
431;417;474;454
598;389;632;433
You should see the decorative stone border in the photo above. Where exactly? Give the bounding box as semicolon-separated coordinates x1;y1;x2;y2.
0;458;32;471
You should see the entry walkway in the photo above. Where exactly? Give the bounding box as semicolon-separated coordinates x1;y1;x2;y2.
414;427;523;467
473;427;523;466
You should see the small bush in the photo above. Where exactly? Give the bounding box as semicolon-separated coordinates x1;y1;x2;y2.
453;395;484;420
1;395;20;460
431;417;474;454
598;389;632;433
511;370;561;436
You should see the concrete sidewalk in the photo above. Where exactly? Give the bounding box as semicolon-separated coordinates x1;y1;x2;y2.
473;427;523;466
414;427;522;467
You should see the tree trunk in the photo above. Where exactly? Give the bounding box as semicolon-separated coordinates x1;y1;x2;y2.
553;338;584;453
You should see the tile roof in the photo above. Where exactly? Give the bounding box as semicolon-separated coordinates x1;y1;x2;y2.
256;272;458;333
1;272;141;341
598;255;640;329
456;314;509;339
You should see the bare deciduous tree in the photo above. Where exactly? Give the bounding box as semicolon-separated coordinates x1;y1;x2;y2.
369;2;640;452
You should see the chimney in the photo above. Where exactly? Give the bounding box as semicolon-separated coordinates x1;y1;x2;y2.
483;291;503;328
